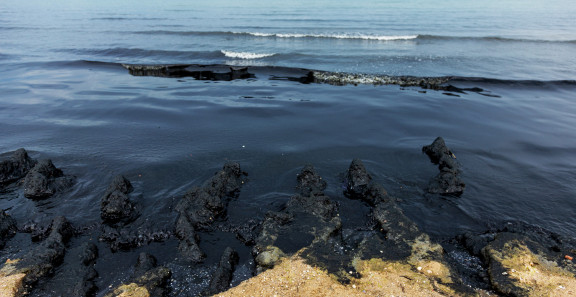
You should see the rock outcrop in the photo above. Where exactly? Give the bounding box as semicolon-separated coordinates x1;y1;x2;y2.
461;222;576;296
203;246;240;296
343;158;466;295
175;162;247;262
101;175;137;224
0;216;73;296
253;165;341;273
37;242;99;297
105;252;171;297
0;148;37;186
422;137;465;195
0;211;17;249
22;159;74;199
99;175;171;251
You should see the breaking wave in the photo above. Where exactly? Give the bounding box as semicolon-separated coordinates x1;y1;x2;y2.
132;30;576;44
237;32;419;41
221;50;276;59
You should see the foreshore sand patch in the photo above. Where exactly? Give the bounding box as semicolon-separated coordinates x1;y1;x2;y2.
216;255;453;297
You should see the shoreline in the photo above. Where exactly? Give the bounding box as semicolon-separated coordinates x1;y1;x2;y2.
1;142;575;296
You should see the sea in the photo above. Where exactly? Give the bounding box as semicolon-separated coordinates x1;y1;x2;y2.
1;0;576;295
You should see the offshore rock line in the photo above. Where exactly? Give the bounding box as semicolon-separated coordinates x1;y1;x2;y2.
120;63;487;94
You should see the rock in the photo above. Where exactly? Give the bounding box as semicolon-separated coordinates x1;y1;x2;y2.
39;242;99;297
422;137;452;164
0;211;17;249
296;164;327;197
253;165;341;271
343;158;391;206
0;148;37;186
422;137;465;195
341;159;469;294
459;222;576;296
223;218;260;246
135;252;157;277
427;171;466;195
482;232;576;296
0;216;72;295
99;224;171;252
344;158;373;200
105;253;171;297
203;247;240;295
459;231;496;257
99;175;171;251
101;175;136;224
175;162;247;262
255;246;284;269
174;216;205;262
23;159;74;199
123;64;256;81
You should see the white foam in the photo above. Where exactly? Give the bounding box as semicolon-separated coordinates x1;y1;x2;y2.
236;32;418;41
313;71;450;86
221;50;275;59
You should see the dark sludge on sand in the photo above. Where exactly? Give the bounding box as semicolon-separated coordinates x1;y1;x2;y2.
1;138;576;296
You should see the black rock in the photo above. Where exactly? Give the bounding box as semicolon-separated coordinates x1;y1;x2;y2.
135;252;158;278
459;231;496;257
105;253;171;297
296;165;327;197
0;148;37;186
218;218;261;246
99;224;171;252
39;242;99;297
100;175;136;224
5;216;73;291
23;159;74;199
253;165;341;271
23;220;52;242
174;215;205;262
175;162;247;262
422;137;453;164
428;171;466;195
422;137;465;195
203;247;240;295
0;211;17;248
343;158;451;261
344;158;373;200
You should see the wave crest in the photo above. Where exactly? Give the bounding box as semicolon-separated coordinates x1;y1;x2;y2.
235;32;418;41
221;50;275;59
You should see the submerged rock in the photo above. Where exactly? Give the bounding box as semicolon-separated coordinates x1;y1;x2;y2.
175;162;247;262
105;252;171;297
0;216;73;296
203;247;240;296
99;175;172;251
344;158;390;206
422;137;465;195
37;242;99;297
100;175;137;224
0;211;17;249
253;165;341;272
100;225;171;252
22;159;74;199
343;159;467;295
123;64;255;81
0;148;37;186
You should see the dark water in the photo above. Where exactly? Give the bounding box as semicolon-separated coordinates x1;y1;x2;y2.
1;0;576;295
